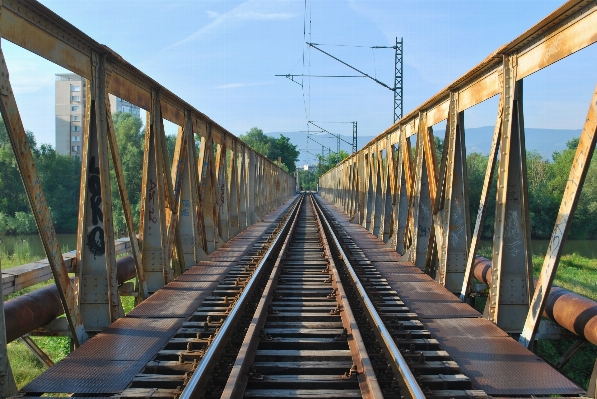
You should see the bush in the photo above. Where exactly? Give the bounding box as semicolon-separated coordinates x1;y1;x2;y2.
14;212;36;235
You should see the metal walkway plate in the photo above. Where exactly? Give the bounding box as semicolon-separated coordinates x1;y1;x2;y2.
431;333;584;395
390;281;481;319
318;196;583;396
127;281;220;318
22;318;183;394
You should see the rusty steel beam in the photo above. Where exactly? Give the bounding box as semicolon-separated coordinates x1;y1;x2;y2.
0;44;87;347
320;1;597;343
472;256;597;347
76;52;122;332
518;81;597;348
320;0;597;160
0;0;298;177
4;256;136;344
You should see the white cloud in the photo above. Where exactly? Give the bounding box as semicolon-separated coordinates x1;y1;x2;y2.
216;81;274;89
165;0;299;50
206;10;219;19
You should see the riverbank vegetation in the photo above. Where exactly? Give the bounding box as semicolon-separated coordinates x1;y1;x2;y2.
301;137;597;240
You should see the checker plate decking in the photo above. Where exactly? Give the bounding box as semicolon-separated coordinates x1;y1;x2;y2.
20;197;297;396
319;196;584;396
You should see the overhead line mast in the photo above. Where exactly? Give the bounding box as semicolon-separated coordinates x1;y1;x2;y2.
306;38;404;123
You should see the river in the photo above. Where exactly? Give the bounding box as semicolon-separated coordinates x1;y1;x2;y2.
2;234;597;263
0;234;78;261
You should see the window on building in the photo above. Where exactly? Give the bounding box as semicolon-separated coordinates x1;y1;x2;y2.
72;125;81;132
72;136;80;142
71;146;80;153
71;95;80;102
71;115;80;121
71;85;81;92
71;106;80;112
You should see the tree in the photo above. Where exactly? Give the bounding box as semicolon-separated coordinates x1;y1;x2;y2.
240;127;300;172
240;127;270;156
0;118;80;234
110;112;144;233
298;150;350;191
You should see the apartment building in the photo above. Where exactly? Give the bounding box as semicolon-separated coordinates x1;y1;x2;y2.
55;73;141;156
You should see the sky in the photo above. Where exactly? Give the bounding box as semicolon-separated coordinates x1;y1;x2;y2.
3;0;597;165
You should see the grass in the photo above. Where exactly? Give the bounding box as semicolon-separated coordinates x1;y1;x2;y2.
0;241;38;269
8;336;70;389
1;241;140;389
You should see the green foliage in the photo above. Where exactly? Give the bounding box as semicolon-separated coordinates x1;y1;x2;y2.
299;150;350;191
464;137;597;239
0;117;81;235
109;112;145;234
8;336;71;389
240;127;300;173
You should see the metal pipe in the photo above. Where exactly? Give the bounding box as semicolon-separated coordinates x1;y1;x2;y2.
472;255;597;345
5;256;136;343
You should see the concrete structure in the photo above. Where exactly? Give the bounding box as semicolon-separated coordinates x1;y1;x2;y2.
55;73;85;156
303;164;317;173
55;75;141;156
108;94;141;118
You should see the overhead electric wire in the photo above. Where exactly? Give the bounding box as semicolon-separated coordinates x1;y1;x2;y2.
276;74;365;78
308;42;396;49
307;42;394;92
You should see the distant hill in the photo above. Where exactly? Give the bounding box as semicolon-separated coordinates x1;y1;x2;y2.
464;126;581;159
267;127;581;165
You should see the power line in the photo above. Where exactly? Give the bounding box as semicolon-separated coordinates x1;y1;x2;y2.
276;74;365;78
307;42;395;92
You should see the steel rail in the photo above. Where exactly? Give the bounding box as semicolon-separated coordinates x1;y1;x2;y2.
309;195;384;398
312;196;426;399
179;194;303;399
220;193;304;398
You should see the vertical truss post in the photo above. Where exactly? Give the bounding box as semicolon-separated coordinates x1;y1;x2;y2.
216;135;230;242
105;72;148;301
228;140;240;238
352;122;358;153
401;127;416;259
519;81;597;347
394;37;403;122
363;149;374;230
421;126;440;276
351;150;366;224
247;150;256;225
460;91;504;300
164;121;187;277
77;52;122;331
411;114;433;270
0;268;16;398
177;111;209;268
372;143;384;237
238;144;248;231
197;125;221;253
139;89;169;292
489;56;533;333
435;95;470;293
254;156;261;218
589;359;597;398
0;43;87;346
382;137;396;243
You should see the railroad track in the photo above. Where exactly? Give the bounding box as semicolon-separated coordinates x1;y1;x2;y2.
122;193;486;399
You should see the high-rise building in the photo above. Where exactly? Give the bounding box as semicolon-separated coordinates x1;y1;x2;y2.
55;73;85;156
55;74;141;156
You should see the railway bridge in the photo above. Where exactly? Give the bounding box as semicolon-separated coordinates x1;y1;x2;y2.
0;0;597;398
